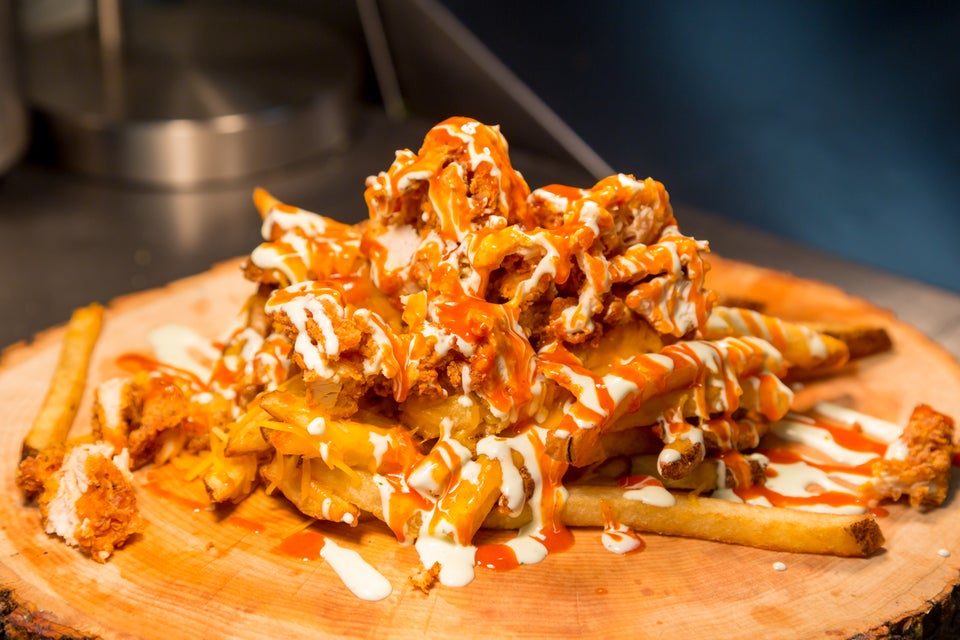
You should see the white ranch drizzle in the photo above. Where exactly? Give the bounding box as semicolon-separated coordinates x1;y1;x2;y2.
623;485;676;508
193;119;921;598
601;524;644;554
148;325;221;380
760;460;870;515
714;405;906;513
771;416;880;466
413;532;477;588
319;537;393;601
812;401;902;444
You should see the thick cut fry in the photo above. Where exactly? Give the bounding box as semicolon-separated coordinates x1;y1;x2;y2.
22;303;104;459
705;300;892;363
224;375;307;457
398;392;482;443
253;186;281;219
703;306;849;372
202;451;260;504
486;485;883;557
553;383;790;469
626;453;765;491
428;455;502;544
656;433;706;480
259;390;421;475
807;322;893;361
580;426;662;467
261;454;361;525
222;405;272;456
568;487;883;557
628;455;722;491
261;454;384;525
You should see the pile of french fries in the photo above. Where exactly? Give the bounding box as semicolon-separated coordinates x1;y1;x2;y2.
17;117;957;581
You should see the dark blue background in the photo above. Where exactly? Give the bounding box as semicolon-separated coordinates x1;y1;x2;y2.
440;0;960;293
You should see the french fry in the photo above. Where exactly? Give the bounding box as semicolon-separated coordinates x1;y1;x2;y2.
222;405;273;456
627;455;720;491
261;454;362;525
260;391;380;473
569;486;884;557
202;451;260;504
428;455;503;544
224;375;308;457
21;303;104;459
805;322;893;361
656;434;706;481
398;392;481;443
484;486;884;557
575;426;662;468
701;415;769;452
627;453;765;491
710;295;893;362
703;306;850;372
547;345;793;468
253;186;281;220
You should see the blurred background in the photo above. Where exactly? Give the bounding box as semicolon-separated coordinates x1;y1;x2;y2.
440;0;960;294
0;0;958;351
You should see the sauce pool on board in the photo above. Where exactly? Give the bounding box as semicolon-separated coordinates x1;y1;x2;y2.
275;530;393;601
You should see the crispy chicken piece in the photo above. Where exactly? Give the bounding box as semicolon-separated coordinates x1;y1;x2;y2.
362;117;532;297
36;442;143;562
16;444;66;501
94;374;186;468
863;404;956;508
365;117;531;235
263;281;407;415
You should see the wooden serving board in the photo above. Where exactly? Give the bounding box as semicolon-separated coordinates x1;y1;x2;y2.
2;256;960;640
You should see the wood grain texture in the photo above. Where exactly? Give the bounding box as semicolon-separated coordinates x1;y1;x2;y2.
2;256;960;640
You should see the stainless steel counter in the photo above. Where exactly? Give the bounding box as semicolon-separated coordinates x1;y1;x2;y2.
2;108;959;362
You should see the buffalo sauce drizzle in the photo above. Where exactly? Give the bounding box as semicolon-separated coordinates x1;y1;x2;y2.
123;118;915;595
725;405;902;514
538;336;793;466
238;119;862;585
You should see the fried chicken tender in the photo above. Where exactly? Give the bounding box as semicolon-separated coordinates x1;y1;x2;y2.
863;404;956;508
263;281;408;413
94;372;208;469
36;442;143;562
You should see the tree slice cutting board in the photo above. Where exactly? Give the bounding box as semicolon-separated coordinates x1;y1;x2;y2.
2;256;959;640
